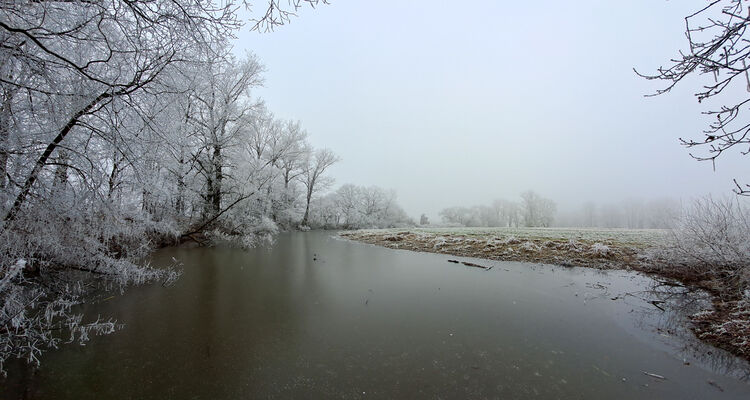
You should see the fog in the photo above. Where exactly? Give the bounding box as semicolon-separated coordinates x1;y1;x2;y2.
233;1;747;220
5;0;750;391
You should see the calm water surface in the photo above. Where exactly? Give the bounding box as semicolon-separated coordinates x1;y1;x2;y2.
2;231;750;399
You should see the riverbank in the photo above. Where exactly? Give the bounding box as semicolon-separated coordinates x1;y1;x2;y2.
339;227;750;363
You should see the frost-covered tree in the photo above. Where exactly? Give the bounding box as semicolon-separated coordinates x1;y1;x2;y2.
276;121;309;219
186;50;264;218
440;193;555;228
300;148;338;226
0;0;242;375
0;0;330;375
420;214;430;225
1;0;243;223
493;199;521;228
472;205;500;227
520;190;556;227
307;184;412;229
439;206;474;226
246;115;309;226
333;184;363;227
641;0;750;195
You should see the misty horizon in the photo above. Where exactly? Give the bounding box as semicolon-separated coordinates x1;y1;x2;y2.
233;0;747;221
3;1;750;397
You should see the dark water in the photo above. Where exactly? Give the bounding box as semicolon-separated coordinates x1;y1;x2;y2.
2;231;750;399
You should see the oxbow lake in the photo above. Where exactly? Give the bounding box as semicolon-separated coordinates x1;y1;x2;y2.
2;231;750;399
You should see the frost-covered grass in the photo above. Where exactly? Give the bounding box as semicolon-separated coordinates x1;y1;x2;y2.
691;298;750;360
351;226;668;248
340;226;664;272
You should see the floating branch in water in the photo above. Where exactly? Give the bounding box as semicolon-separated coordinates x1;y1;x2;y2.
642;371;666;380
446;259;493;270
708;380;724;392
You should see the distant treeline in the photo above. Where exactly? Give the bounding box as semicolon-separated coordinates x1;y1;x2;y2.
438;191;556;228
436;192;679;229
557;198;680;229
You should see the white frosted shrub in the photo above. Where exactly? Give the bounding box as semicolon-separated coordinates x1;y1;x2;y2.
663;197;750;298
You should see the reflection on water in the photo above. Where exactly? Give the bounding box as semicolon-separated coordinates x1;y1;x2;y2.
2;231;749;399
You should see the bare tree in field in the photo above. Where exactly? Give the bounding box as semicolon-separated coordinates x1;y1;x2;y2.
520;190;556;228
300;149;338;226
639;0;750;194
493;199;520;228
420;214;430;225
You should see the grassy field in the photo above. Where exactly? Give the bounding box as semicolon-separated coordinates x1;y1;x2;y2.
355;227;669;248
340;227;669;271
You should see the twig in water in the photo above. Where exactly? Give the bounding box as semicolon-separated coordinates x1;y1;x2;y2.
461;261;490;270
650;300;666;312
708;380;724;392
642;371;666;380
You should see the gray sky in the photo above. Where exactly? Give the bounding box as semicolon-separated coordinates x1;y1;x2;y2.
233;1;747;219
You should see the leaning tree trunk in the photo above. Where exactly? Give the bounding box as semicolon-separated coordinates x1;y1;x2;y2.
4;91;112;223
107;149;122;201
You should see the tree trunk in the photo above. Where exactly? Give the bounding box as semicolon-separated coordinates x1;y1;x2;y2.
176;175;185;214
52;151;68;191
175;148;185;214
107;157;119;200
0;90;12;190
203;174;214;220
4;91;111;223
212;159;221;214
142;189;151;213
301;187;313;226
211;141;222;214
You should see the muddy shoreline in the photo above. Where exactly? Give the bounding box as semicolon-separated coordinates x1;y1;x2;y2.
339;228;750;363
